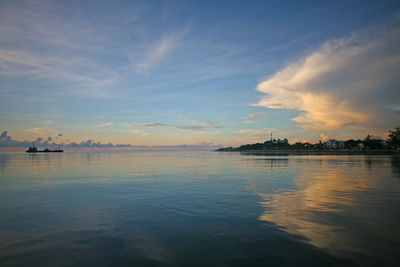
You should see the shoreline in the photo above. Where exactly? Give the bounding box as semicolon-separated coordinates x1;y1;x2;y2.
215;150;400;155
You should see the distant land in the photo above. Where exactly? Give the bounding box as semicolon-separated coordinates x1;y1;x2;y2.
216;127;400;154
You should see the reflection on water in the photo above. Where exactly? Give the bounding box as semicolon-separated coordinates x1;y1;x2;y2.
391;156;400;179
248;155;400;266
0;151;399;266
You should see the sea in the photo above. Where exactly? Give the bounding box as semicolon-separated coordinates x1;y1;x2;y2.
0;151;399;266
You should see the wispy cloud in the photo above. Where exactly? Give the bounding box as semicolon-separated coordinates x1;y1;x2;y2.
26;127;59;135
255;23;400;131
0;49;118;97
137;122;169;128
0;1;131;97
93;122;114;128
173;125;208;131
41;120;53;125
178;115;221;128
124;129;151;135
178;115;192;121
132;32;182;74
137;118;220;131
243;112;266;120
201;120;220;128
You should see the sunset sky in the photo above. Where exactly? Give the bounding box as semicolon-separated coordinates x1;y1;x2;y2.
1;0;400;147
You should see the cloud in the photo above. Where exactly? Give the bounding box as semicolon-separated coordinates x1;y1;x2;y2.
0;1;121;97
154;35;175;59
0;131;16;146
0;49;117;96
149;141;222;150
0;131;44;147
137;122;169;128
320;133;329;142
172;125;206;131
178;115;191;121
93;122;114;128
243;112;266;120
0;0;123;50
41;120;53;125
0;130;221;150
255;24;400;131
26;127;59;135
178;116;221;128
0;130;133;148
256;160;376;254
133;33;180;74
200;120;220;128
124;129;151;135
290;138;310;144
137;118;220;131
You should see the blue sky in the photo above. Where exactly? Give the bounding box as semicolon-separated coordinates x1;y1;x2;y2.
1;0;400;147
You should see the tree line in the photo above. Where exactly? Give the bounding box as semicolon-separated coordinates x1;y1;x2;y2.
217;126;400;151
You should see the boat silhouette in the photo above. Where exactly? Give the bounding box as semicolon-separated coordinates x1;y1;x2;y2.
26;143;63;153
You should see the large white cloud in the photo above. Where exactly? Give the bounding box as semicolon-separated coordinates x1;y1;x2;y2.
255;24;400;130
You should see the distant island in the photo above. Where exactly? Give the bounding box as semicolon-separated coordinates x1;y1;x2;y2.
216;127;400;154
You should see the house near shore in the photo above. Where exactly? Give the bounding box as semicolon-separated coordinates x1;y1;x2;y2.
325;139;344;149
272;138;288;145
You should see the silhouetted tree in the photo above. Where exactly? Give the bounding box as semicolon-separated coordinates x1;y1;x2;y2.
363;134;383;150
389;126;400;149
344;139;362;149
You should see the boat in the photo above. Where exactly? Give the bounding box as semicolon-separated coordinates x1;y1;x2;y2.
26;143;63;153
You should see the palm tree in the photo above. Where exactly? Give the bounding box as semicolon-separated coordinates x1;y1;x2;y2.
389;126;400;150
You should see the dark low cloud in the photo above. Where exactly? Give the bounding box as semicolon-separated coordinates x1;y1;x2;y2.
0;131;222;150
0;131;133;148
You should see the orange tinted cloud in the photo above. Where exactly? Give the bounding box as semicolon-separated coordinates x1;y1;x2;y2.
255;25;400;131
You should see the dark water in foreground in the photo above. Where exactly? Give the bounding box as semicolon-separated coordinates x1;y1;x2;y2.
0;151;399;266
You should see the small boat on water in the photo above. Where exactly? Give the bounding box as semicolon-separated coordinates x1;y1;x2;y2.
26;144;63;153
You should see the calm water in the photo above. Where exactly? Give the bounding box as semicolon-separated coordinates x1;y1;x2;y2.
0;151;399;266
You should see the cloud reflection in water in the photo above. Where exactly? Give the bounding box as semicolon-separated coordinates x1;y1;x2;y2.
250;156;400;266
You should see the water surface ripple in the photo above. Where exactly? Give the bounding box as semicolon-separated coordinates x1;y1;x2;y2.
0;151;399;266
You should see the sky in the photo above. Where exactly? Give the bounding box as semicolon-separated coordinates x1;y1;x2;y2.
1;0;400;147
